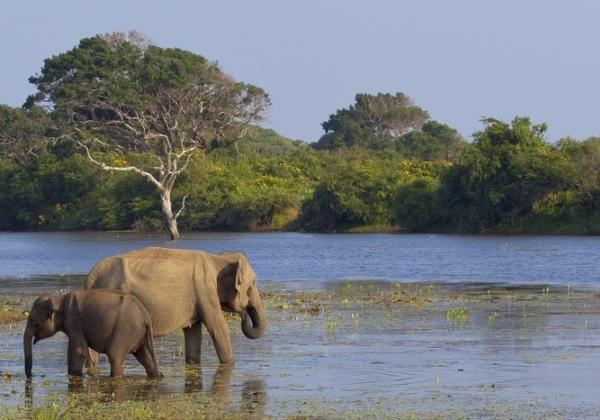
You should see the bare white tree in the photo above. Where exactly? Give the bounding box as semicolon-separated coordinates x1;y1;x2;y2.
28;33;270;239
75;66;269;239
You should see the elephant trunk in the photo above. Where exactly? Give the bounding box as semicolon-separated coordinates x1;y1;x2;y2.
24;321;34;378
241;292;268;340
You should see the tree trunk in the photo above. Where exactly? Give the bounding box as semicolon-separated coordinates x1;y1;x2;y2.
161;188;180;240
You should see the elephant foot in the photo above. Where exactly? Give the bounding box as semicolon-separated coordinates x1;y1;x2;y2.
184;355;202;365
86;365;100;376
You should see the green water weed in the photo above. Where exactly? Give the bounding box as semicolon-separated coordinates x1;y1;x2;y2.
445;307;470;323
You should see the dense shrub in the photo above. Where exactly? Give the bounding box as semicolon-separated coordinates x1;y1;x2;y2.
1;118;599;234
394;177;443;231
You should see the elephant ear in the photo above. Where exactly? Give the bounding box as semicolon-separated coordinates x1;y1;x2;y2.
235;254;256;291
235;257;245;292
42;297;56;320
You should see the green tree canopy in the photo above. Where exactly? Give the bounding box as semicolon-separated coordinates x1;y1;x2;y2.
397;120;464;161
26;32;270;239
313;92;429;151
0;105;53;161
558;137;600;190
442;117;574;231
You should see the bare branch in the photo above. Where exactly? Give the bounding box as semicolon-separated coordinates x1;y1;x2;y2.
78;141;163;191
176;145;198;160
174;194;189;220
174;148;197;176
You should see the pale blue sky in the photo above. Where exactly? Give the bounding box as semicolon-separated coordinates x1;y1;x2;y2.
2;0;600;142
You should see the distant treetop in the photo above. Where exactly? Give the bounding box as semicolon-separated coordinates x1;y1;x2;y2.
313;92;464;161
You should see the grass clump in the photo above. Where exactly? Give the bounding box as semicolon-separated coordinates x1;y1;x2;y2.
3;392;259;420
0;306;27;325
445;307;470;323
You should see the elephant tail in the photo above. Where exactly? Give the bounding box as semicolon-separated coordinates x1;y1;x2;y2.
144;315;161;378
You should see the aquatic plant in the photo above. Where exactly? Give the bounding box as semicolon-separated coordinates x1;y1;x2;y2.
445;307;470;323
326;319;339;335
0;306;27;325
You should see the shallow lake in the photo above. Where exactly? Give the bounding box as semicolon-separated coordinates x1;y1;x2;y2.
1;231;599;287
2;232;600;417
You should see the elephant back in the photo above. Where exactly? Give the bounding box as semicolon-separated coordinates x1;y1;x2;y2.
86;256;131;292
85;247;209;336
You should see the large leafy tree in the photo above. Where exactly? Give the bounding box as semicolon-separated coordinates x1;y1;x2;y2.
442;117;574;231
27;32;270;239
558;137;600;191
313;92;429;150
397;120;464;161
0;105;52;161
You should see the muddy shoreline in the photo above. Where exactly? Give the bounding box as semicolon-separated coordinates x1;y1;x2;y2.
2;276;600;418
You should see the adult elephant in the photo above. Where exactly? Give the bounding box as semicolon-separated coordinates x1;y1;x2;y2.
85;247;267;365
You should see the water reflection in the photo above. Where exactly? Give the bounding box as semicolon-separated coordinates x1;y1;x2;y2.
24;378;33;410
66;376;156;402
182;365;203;393
24;365;266;417
241;379;267;414
181;364;234;396
208;364;233;397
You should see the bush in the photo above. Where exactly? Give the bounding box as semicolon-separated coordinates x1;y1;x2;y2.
394;177;442;231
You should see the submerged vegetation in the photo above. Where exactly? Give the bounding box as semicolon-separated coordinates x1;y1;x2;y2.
445;307;470;323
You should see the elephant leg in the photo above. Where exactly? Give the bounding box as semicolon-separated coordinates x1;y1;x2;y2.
107;352;126;378
133;341;160;378
67;339;88;376
106;325;135;378
203;316;234;364
183;323;203;364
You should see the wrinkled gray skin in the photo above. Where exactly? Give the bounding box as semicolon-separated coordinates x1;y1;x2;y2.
85;247;268;366
24;289;160;378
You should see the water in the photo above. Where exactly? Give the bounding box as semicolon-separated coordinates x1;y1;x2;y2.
3;232;600;416
0;231;599;287
4;280;600;416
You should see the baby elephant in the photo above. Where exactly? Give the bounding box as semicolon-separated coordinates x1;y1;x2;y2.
24;289;160;378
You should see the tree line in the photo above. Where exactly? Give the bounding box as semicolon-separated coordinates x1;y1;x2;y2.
1;33;599;235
